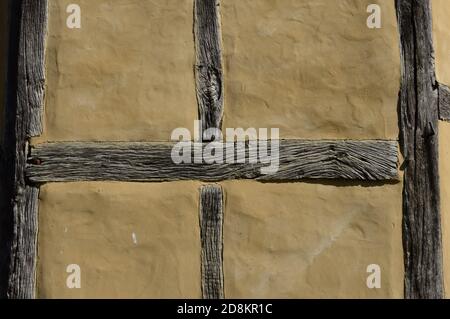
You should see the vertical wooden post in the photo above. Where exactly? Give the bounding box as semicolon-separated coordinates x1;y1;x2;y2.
199;185;224;299
194;0;224;140
195;0;225;299
2;0;47;299
396;0;443;298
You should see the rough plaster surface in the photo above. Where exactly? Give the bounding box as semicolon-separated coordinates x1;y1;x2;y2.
222;181;404;298
37;0;402;142
38;180;404;298
439;122;450;298
434;0;450;298
433;0;450;86
221;0;400;140
37;182;202;298
36;0;197;142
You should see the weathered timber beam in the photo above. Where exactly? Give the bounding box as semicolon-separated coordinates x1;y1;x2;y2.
194;0;224;139
438;83;450;121
1;0;47;299
18;0;47;137
194;3;225;299
396;0;443;299
26;140;398;183
199;185;224;299
6;186;39;299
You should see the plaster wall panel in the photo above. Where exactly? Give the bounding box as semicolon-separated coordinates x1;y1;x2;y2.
439;122;450;298
221;0;400;140
433;0;450;298
222;181;404;298
433;0;450;86
37;182;202;298
36;0;197;142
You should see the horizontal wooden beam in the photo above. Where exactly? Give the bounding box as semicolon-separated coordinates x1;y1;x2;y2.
438;83;450;121
26;140;398;183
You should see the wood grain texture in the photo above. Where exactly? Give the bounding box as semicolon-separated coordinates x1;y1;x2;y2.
194;0;223;140
26;140;398;183
7;186;39;299
1;0;47;299
396;0;443;299
18;0;47;137
438;83;450;121
199;185;224;299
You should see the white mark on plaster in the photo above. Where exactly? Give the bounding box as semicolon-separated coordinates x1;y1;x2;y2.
305;211;359;268
64;227;68;233
132;232;138;245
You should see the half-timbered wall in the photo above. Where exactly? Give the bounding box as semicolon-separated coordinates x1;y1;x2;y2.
1;0;450;299
35;0;404;298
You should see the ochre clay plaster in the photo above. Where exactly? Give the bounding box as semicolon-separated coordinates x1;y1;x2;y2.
222;181;404;298
433;0;450;86
434;0;450;298
221;0;400;140
439;122;450;299
36;0;197;142
37;182;202;298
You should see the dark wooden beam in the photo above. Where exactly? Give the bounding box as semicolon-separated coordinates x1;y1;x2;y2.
194;0;223;140
396;0;443;299
194;1;225;300
199;185;224;299
17;0;46;137
7;186;39;299
26;140;398;183
438;83;450;121
1;0;47;299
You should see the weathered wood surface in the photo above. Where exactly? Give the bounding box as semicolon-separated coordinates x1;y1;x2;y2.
26;140;398;183
396;0;443;299
1;0;47;299
438;83;450;121
18;0;47;137
194;0;223;140
200;185;224;299
7;186;39;299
